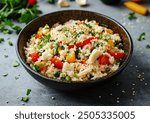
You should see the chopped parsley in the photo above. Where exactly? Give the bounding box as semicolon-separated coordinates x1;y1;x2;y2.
2;73;8;77
54;71;61;77
13;61;20;67
146;44;150;49
84;23;92;28
48;0;55;4
21;89;31;102
21;97;29;102
100;23;108;28
4;55;8;58
15;76;19;80
12;26;22;34
128;12;137;20
8;41;13;46
138;32;145;41
88;74;94;80
0;38;4;43
26;89;31;96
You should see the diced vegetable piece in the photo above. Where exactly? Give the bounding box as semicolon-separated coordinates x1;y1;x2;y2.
35;34;42;39
37;27;43;35
29;52;39;62
124;1;148;15
51;56;63;69
68;37;95;49
105;29;113;34
108;50;125;59
108;40;114;47
98;55;110;65
81;58;87;64
65;76;71;81
66;53;76;63
38;66;47;72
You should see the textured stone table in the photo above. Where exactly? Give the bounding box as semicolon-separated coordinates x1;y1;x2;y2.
0;0;150;106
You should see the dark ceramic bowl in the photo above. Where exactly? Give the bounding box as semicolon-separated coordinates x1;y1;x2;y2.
16;10;133;90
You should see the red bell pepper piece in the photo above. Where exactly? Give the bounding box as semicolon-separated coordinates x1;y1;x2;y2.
98;55;110;65
38;66;48;72
51;56;63;69
108;50;125;59
68;37;95;49
29;52;39;62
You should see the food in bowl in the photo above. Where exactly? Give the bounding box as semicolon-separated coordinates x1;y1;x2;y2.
25;19;125;82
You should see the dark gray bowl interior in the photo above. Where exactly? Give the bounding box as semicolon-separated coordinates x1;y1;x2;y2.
17;10;133;90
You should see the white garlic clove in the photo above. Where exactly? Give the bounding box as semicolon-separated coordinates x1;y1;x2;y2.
76;0;88;6
57;0;70;7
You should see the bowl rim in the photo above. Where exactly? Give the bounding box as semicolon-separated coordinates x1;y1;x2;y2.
16;10;133;85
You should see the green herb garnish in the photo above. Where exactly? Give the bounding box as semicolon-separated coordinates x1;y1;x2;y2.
138;32;145;41
48;0;55;4
21;97;29;102
100;23;108;28
8;41;13;46
26;89;31;96
30;63;40;71
13;61;20;67
84;23;92;28
128;12;137;20
88;74;94;80
2;73;8;77
15;76;19;80
12;26;22;34
0;1;41;34
146;44;150;49
4;55;8;58
116;58;124;65
21;88;31;102
54;71;61;77
0;38;4;43
75;47;80;59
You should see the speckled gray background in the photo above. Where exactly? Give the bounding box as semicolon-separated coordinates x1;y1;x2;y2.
0;0;150;106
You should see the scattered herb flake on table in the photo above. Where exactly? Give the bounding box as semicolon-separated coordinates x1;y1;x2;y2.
13;61;20;67
100;23;108;28
4;55;8;58
21;88;32;102
8;41;13;46
138;32;145;41
128;12;137;20
21;97;29;102
26;89;31;96
0;38;4;43
2;73;8;77
146;44;150;49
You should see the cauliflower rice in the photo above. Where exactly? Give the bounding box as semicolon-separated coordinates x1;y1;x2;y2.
25;19;125;82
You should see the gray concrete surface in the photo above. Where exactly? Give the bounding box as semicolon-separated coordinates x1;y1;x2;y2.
0;0;150;106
